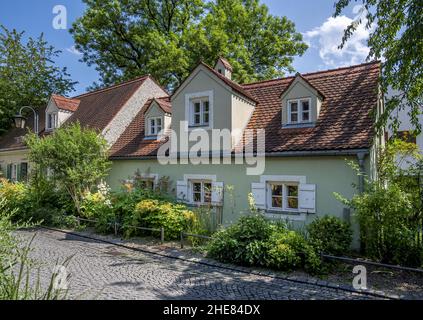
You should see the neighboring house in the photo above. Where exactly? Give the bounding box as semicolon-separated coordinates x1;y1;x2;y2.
107;58;383;243
0;75;168;181
386;91;423;169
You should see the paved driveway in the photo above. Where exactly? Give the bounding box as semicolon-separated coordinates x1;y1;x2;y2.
16;229;375;300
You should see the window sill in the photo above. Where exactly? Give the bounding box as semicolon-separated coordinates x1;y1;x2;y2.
282;122;315;129
188;125;211;130
263;210;307;222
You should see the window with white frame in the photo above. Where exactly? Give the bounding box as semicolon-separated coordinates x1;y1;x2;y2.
139;178;155;190
267;182;299;211
288;98;311;124
148;117;163;136
190;98;210;127
47;113;58;130
190;180;212;204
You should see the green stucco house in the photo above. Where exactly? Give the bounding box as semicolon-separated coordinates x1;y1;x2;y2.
0;58;383;242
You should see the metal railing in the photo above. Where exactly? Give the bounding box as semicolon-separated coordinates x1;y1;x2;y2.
321;253;423;274
75;217;165;244
180;231;212;249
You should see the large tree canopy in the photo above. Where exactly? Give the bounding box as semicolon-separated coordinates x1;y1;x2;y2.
71;0;307;89
334;0;422;133
0;26;76;133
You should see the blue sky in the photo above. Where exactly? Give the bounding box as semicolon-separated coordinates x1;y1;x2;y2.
0;0;369;95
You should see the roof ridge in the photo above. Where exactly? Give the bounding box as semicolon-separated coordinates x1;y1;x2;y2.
242;61;381;88
200;62;258;103
73;75;150;99
52;94;80;101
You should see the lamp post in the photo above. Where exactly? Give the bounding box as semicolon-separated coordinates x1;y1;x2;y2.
13;106;39;135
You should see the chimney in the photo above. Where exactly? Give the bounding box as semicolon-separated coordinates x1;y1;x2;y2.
214;57;233;80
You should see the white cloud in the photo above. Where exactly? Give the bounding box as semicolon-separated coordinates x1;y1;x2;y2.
303;5;372;68
66;45;82;56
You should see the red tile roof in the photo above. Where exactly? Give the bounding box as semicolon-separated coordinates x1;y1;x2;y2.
109;99;167;158
66;75;150;131
110;61;381;158
0;75;153;151
200;62;258;103
51;94;80;112
242;61;380;152
216;57;233;72
143;97;172;115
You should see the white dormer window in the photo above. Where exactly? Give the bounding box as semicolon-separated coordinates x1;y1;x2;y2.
190;98;210;127
288;98;311;124
47;113;58;130
148;117;163;136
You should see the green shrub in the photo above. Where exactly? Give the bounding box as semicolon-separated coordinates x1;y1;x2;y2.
0;178;73;225
337;182;423;267
123;199;197;240
207;215;321;273
267;230;321;273
307;215;353;256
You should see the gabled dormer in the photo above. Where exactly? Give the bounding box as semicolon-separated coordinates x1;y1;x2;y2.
45;95;80;131
143;97;172;140
171;59;256;153
281;73;324;128
214;57;233;80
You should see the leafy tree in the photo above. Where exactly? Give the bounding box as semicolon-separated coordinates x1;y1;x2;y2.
25;123;111;215
334;0;422;133
0;26;76;134
70;0;307;89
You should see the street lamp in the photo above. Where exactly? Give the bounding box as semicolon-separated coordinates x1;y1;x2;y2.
13;106;39;135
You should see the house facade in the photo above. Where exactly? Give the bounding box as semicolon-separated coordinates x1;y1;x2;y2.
107;58;383;240
0;58;383;245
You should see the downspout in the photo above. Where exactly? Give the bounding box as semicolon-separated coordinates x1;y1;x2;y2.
357;152;366;194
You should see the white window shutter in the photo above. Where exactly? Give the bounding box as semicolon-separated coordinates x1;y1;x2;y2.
299;184;316;213
176;180;188;202
211;182;224;206
251;182;266;209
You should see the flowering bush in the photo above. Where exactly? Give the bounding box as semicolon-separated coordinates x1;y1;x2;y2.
80;182;115;234
122;199;197;240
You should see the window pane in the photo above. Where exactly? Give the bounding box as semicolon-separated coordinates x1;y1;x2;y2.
203;112;209;124
194;102;201;113
150;119;155;126
287;197;298;209
194;114;201;124
193;192;201;202
290;113;298;123
272;197;283;208
203;101;209;112
302;100;309;111
287;185;298;197
290;102;298;112
302;112;309;121
193;182;202;192
156;118;162;126
271;184;283;196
